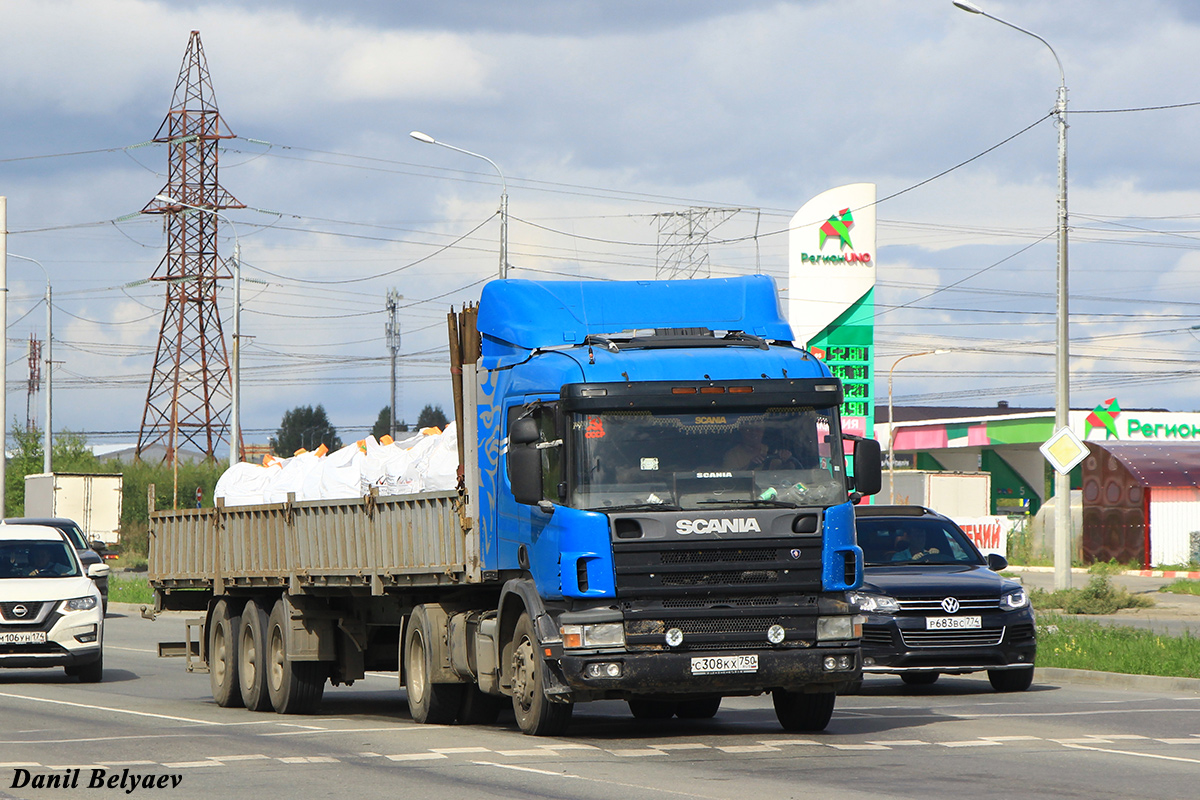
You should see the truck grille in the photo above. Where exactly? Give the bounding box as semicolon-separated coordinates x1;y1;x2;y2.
626;613;815;652
899;628;1005;648
613;538;822;598
896;597;1001;613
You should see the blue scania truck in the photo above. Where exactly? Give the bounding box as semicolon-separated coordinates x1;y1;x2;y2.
150;275;881;735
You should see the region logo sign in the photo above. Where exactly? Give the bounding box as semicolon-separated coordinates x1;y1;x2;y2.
1085;397;1121;440
819;208;855;250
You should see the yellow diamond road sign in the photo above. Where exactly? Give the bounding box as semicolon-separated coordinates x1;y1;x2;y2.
1040;427;1089;475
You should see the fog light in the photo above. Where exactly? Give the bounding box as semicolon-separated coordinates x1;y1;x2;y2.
837;655;852;670
823;656;838;670
767;624;786;645
584;662;623;679
864;656;876;667
665;628;684;647
74;625;98;643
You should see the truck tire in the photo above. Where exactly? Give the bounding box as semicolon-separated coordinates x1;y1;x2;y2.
266;599;326;714
675;697;721;719
404;605;463;724
458;686;505;725
208;599;243;708
772;689;836;732
510;613;572;736
988;666;1034;692
628;698;677;719
238;599;273;711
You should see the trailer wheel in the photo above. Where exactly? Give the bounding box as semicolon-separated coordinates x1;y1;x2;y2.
404;605;463;724
238;599;273;711
772;689;836;732
510;613;572;736
266;599;327;714
209;599;243;708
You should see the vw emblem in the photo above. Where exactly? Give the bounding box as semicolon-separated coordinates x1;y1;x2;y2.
789;549;802;560
12;604;28;618
941;597;961;614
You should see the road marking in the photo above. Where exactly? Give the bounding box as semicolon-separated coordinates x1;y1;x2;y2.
162;761;222;768
716;745;779;753
827;744;890;751
980;736;1041;742
430;747;492;754
385;753;447;762
471;761;727;799
1062;742;1200;765
106;646;156;653
204;754;270;762
757;739;822;746
0;692;222;726
608;749;670;757
939;740;1003;748
866;740;928;746
259;726;424;737
496;749;556;757
650;743;711;751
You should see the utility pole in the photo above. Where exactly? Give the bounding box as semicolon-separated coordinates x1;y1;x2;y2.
386;289;401;439
1;196;7;513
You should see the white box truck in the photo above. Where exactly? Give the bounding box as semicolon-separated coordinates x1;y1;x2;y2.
23;473;124;543
879;470;991;518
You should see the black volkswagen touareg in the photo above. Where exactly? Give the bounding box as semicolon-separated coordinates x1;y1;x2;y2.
850;504;1036;692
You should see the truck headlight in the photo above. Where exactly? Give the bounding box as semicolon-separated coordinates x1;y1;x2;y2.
847;591;899;614
63;596;98;612
1001;587;1029;610
561;622;625;649
816;616;855;641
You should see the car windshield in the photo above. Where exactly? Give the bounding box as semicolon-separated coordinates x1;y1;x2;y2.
856;517;984;566
0;540;81;578
569;407;847;511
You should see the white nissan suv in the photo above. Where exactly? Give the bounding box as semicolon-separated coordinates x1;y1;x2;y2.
0;523;108;681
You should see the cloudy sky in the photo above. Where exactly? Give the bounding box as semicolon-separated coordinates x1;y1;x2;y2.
2;0;1199;455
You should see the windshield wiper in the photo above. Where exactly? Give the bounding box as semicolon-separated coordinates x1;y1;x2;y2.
695;498;799;508
590;501;682;513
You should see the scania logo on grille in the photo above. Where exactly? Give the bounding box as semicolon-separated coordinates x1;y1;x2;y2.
941;597;961;614
789;549;802;560
12;604;29;618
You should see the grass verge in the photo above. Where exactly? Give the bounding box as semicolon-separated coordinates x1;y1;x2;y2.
107;571;154;605
1160;579;1200;596
1030;569;1154;615
1037;614;1200;679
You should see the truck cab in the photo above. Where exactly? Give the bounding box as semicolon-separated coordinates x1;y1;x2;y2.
471;275;881;732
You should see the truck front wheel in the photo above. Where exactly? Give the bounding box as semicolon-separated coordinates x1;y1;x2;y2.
266;599;327;714
510;613;572;736
209;599;243;708
404;605;463;724
238;599;273;711
772;689;836;732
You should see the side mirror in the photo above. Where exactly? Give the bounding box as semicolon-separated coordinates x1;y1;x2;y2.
850;438;882;496
87;563;111;579
509;418;544;505
986;553;1009;572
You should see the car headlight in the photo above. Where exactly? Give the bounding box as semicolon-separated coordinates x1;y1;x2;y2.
847;591;900;614
1001;587;1029;610
63;596;99;612
561;622;625;649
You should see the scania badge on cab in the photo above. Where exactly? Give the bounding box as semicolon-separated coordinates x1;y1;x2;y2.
148;275;882;735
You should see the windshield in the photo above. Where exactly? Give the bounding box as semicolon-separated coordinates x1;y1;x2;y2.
569;407;846;511
0;540;81;578
856;517;984;566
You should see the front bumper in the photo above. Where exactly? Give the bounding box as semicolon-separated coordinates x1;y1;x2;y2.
560;644;860;698
0;604;104;669
860;607;1036;674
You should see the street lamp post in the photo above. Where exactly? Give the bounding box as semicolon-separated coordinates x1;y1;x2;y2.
887;350;949;503
8;253;53;475
954;1;1072;590
154;195;243;469
409;131;509;279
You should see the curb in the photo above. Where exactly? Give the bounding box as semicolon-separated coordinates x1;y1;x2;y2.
1038;667;1200;696
1012;566;1200;580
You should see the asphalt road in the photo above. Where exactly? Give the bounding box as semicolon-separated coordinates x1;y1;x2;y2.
2;607;1200;800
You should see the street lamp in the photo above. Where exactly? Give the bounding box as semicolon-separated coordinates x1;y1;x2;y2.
410;131;509;279
154;195;243;469
7;253;52;475
954;1;1072;590
887;350;949;503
